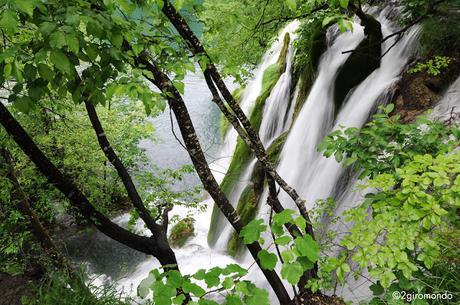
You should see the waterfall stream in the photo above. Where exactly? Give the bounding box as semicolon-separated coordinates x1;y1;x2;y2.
75;4;460;304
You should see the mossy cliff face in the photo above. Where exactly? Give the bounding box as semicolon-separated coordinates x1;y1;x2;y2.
226;132;288;256
208;34;291;246
334;14;383;111
292;19;328;121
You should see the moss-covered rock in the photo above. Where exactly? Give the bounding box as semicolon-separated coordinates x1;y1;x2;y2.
208;37;291;246
168;217;195;248
226;185;259;256
334;14;382;111
292;19;328;121
226;132;289;256
220;87;245;139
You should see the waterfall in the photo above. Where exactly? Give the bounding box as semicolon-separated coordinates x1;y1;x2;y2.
433;75;460;120
209;21;300;245
85;4;458;304
210;21;300;183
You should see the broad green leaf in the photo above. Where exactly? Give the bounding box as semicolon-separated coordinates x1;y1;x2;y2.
182;281;205;297
274;236;291;246
240;219;266;244
281;261;303;285
272;209;295;226
37;64;54;81
294;234;319;262
257;250;277;270
16;0;36;16
49;31;67;49
285;0;296;11
50;51;73;76
0;11;18;35
339;0;349;8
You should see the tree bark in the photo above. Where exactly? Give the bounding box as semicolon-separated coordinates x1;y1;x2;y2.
0;148;68;270
0;102;178;268
136;57;292;305
84;102;165;236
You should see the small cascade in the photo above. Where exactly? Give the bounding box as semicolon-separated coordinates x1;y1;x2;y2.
208;21;300;246
209;21;300;183
433;75;460;120
259;38;296;145
85;4;460;305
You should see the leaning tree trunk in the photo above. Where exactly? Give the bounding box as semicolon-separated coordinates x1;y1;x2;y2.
135;56;293;305
0;102;178;268
160;0;313;224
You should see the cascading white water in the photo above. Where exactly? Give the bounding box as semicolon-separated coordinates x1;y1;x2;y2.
259;37;296;145
210;21;301;245
276;9;419;210
210;21;300;183
86;5;459;304
433;75;460;120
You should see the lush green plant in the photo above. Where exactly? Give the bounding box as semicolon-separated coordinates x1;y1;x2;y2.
408;56;452;76
139;209;319;304
22;272;132;305
315;106;460;302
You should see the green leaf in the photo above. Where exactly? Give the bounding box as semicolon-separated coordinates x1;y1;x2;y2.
272;209;295;226
339;0;349;8
281;261;303;285
257;250;277;270
285;0;296;11
240;219;266;244
16;0;36;16
37;64;54;81
39;22;57;35
225;295;243;305
280;249;295;263
0;11;18;35
12;61;24;83
66;35;80;54
275;236;291;246
4;63;12;79
294;234;319;262
14;96;35;113
49;31;67;49
182;281;205;297
50;51;73;76
385;103;394;114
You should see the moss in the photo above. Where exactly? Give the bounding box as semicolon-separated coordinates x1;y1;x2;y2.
220;87;245;139
334;14;382;111
226;132;289;256
168;217;195;248
227;185;259;256
267;132;288;164
292;19;328;121
419;5;460;59
208;39;290;245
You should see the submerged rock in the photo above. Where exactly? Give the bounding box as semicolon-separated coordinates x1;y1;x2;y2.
169;217;195;247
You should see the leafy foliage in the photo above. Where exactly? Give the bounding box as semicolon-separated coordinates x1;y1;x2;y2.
316;107;460;301
408;56;452;76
